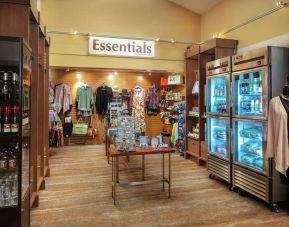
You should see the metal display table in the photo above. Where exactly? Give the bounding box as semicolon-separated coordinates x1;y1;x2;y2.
109;147;176;205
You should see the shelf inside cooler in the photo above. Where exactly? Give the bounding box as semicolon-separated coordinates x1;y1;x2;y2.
234;121;264;171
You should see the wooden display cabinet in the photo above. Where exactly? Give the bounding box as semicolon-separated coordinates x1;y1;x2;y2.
185;38;238;165
0;1;51;209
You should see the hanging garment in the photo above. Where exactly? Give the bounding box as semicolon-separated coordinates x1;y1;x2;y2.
266;96;289;176
145;85;160;115
49;82;54;103
76;85;94;116
171;122;179;145
95;85;113;115
54;83;73;114
131;86;146;132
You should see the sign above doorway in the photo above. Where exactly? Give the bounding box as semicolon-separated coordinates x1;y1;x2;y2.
88;36;155;58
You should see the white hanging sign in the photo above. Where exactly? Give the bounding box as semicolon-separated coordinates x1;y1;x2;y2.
88;36;155;58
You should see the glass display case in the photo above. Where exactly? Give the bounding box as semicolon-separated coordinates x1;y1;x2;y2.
0;37;31;227
232;67;268;118
233;119;267;173
207;74;229;116
207;117;229;160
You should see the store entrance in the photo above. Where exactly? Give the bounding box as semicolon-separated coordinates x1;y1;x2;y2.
49;68;185;152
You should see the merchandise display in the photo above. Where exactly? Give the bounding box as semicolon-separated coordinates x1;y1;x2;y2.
95;84;113;115
109;99;122;128
131;85;146;132
76;84;94;117
206;56;232;184
145;84;160;116
54;83;73;114
0;37;31;226
115;115;137;152
230;46;289;211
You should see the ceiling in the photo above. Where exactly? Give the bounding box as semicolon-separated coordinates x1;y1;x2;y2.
169;0;222;14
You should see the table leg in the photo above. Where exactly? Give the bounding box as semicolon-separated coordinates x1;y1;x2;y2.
116;156;119;183
142;155;145;181
114;156;117;205
112;156;114;198
162;153;165;192
168;153;171;198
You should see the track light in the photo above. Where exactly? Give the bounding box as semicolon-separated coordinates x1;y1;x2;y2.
155;38;160;42
170;39;175;43
73;31;78;35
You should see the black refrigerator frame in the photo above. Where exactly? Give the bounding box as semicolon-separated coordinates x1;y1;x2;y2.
0;36;31;227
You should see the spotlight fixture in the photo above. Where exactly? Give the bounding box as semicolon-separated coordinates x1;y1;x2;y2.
114;71;118;76
276;1;288;7
76;72;82;80
170;39;175;43
108;74;114;81
155;38;160;42
73;31;78;35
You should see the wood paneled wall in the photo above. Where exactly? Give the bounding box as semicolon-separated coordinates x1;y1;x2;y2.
50;69;168;143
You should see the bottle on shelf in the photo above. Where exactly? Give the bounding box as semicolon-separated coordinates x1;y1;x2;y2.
3;106;11;133
0;149;8;173
10;105;19;133
8;148;17;172
249;74;254;94
214;82;219;96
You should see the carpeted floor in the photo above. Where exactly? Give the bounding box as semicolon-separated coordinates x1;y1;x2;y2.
31;145;289;227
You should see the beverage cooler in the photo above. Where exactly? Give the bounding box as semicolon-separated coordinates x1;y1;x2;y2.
0;37;31;226
207;116;231;182
206;56;232;184
232;46;289;212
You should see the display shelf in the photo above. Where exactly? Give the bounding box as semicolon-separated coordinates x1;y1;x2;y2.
185;38;238;165
185;150;199;159
0;37;31;227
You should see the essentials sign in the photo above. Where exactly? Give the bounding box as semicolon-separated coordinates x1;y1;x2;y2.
88;37;155;58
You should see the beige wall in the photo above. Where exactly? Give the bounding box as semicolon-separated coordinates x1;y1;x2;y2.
41;0;200;72
201;0;289;48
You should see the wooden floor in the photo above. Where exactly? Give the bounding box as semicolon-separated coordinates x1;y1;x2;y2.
31;145;289;227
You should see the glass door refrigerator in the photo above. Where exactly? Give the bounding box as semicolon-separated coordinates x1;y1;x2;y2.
232;46;289;212
206;56;232;184
0;37;31;226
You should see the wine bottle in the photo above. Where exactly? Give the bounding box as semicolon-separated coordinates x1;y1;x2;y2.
10;105;19;133
3;106;11;133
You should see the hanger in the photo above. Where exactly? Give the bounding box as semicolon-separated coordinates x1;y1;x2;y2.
282;77;289;100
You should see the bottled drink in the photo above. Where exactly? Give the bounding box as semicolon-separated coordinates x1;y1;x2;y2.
10;105;19;133
3;106;11;133
249;75;254;94
240;96;245;113
255;98;260;113
244;79;249;94
253;77;258;93
259;97;262;113
0;150;8;173
240;82;244;94
8;149;16;172
11;73;19;103
250;99;255;113
1;72;9;101
214;82;218;96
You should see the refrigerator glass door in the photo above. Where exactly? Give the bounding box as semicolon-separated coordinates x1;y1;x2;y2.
207;117;230;160
207;74;230;116
232;67;268;119
233;119;267;173
21;68;30;201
